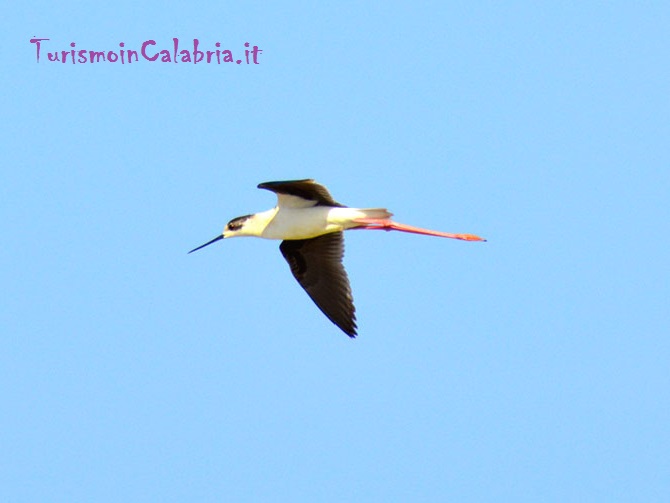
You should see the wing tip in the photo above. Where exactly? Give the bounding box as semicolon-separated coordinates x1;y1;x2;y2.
340;317;358;338
258;179;315;190
341;323;357;338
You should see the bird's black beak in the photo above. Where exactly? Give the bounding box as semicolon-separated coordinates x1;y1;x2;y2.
188;234;224;254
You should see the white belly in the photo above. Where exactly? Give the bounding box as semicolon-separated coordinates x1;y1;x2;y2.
261;207;370;240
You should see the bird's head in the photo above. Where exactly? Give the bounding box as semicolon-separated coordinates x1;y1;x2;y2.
223;214;255;238
188;214;258;254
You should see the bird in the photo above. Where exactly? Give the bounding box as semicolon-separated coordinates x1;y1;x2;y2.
189;179;486;338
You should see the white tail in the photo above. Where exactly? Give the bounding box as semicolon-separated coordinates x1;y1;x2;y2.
358;208;393;220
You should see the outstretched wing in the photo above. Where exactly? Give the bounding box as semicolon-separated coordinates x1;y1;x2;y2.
279;232;357;337
258;179;346;208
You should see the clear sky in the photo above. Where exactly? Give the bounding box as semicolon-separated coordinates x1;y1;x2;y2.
3;2;669;501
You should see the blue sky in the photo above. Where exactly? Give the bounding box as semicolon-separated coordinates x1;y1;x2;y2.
3;2;669;501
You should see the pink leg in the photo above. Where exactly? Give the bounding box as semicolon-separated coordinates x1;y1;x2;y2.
352;218;486;242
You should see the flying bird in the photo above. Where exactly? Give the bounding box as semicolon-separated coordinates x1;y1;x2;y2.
189;179;485;338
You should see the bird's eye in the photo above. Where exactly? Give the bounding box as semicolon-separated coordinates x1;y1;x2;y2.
227;215;251;231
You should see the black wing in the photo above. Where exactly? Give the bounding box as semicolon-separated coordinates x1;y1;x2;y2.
279;232;357;337
258;179;345;207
